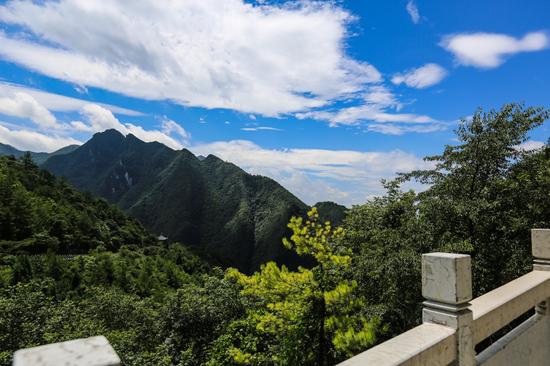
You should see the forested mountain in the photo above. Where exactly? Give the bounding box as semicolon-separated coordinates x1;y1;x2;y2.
314;201;347;226
0;151;369;366
0;154;160;254
1;104;549;366
42;130;309;272
0;143;79;165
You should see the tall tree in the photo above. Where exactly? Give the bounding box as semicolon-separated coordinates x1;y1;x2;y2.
226;208;379;365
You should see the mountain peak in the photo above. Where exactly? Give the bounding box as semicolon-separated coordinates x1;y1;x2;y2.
90;129;126;145
42;130;308;272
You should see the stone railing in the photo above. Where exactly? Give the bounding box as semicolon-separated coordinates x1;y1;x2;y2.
339;228;550;366
12;229;550;365
13;336;120;366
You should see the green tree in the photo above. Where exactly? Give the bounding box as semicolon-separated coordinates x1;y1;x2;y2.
226;208;379;365
341;103;550;340
401;103;549;294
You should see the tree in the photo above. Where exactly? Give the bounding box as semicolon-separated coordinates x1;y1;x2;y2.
226;208;379;365
341;103;550;341
400;103;550;294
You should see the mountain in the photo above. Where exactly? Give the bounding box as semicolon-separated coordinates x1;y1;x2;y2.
43;130;308;272
0;154;156;254
314;201;348;226
0;143;79;165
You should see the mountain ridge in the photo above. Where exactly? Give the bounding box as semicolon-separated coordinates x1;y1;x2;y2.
0;142;79;165
42;130;313;272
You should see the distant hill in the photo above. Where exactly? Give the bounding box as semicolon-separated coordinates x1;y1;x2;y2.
43;130;309;272
0;143;79;165
314;201;348;226
0;154;156;254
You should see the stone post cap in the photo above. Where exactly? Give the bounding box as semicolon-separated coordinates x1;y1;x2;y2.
13;336;121;366
532;229;550;260
422;252;472;305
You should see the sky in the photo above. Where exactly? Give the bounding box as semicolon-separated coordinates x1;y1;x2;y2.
0;0;548;206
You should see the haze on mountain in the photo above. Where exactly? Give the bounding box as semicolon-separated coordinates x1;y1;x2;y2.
0;143;79;165
22;129;347;272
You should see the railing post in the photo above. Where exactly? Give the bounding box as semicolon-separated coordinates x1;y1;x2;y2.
532;229;550;316
13;336;121;366
421;253;475;366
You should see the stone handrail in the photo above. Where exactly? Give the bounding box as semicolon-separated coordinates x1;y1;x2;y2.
339;228;550;366
338;323;456;366
470;270;550;345
13;336;120;366
12;229;550;365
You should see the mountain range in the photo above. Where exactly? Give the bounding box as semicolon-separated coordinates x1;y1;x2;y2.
6;130;346;272
0;143;79;165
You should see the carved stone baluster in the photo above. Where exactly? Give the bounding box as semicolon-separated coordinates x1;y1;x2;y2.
422;252;475;366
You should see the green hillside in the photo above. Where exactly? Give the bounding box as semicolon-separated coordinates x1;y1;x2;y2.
0;153;161;254
314;201;347;226
43;130;308;272
0;143;79;165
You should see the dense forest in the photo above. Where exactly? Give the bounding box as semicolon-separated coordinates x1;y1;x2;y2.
42;130;310;273
1;103;550;365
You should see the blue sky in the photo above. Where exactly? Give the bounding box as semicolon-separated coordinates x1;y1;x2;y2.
0;0;548;206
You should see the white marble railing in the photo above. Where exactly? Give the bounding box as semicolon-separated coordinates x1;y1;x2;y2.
13;336;120;366
340;228;550;366
12;229;550;366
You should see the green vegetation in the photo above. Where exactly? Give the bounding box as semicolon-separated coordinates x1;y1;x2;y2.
42;130;308;272
0;153;153;254
0;143;79;165
1;103;550;365
341;104;550;338
226;208;378;366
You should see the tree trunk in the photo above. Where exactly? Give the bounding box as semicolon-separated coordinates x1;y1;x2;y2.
317;296;327;366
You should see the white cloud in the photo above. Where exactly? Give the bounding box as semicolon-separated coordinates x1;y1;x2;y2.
0;92;59;128
0;82;142;116
0;89;190;151
392;63;447;89
295;85;442;132
367;122;447;135
441;31;549;68
0;123;81;152
241;126;282;131
191;140;431;205
406;1;420;24
162;118;191;145
515;140;545;152
73;104;188;149
0;0;381;116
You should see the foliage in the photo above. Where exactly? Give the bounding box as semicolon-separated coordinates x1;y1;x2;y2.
43;129;308;272
2;103;550;365
0;154;155;254
0;143;78;165
225;208;379;366
341;103;550;339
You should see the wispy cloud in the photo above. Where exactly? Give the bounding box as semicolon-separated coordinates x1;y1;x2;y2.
392;63;447;89
441;31;549;68
515;140;545;152
367;122;448;135
70;104;189;150
0;92;189;151
241;126;282;131
192;140;431;205
0;123;81;152
296;85;443;133
0;92;59;129
0;82;142;116
0;0;381;116
406;1;420;24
